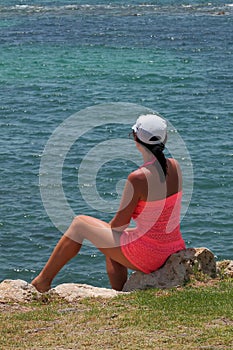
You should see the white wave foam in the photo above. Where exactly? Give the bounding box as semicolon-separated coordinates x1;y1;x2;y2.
1;3;232;15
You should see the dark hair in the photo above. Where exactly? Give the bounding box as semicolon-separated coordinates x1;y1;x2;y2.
134;133;167;182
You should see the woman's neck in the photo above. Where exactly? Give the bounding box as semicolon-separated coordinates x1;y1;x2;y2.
137;143;156;164
141;150;156;164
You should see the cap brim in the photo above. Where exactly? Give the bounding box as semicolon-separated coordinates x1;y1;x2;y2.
132;123;137;132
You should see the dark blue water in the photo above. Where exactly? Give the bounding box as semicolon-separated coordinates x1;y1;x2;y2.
0;1;232;288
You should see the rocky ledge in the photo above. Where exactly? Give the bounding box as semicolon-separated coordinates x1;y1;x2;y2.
0;248;232;303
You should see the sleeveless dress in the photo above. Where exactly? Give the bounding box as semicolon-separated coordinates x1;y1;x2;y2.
120;159;186;273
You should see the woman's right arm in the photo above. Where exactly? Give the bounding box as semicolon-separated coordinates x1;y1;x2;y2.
109;170;143;232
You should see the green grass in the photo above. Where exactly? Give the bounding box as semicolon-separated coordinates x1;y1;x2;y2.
1;280;233;349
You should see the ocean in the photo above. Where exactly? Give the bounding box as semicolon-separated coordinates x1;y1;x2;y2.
0;0;232;288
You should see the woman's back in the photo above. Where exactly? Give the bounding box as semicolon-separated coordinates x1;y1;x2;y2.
134;157;182;202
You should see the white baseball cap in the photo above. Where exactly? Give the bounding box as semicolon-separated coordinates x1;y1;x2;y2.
132;114;167;145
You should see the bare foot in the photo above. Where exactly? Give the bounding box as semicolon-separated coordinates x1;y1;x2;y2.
31;275;51;293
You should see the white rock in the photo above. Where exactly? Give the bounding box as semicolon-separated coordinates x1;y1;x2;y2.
217;260;233;278
53;283;123;302
0;279;40;302
0;279;122;303
123;247;217;292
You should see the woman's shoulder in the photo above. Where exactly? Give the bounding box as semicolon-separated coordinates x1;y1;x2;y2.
167;157;180;165
128;168;146;183
167;158;181;171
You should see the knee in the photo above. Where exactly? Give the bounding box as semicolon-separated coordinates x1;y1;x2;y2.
70;215;86;232
72;215;85;226
68;215;86;242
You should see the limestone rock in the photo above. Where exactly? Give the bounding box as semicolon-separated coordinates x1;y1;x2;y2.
123;247;217;292
192;247;217;277
0;279;122;303
0;279;40;302
53;283;122;302
217;260;233;278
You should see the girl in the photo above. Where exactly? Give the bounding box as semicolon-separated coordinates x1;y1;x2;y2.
32;113;185;292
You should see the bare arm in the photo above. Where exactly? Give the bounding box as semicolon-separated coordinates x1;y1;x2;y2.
109;171;143;232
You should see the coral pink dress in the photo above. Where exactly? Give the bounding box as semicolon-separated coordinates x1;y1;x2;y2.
120;188;186;273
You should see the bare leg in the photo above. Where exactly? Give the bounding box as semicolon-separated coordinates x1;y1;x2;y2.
106;257;128;291
32;215;139;292
31;236;81;292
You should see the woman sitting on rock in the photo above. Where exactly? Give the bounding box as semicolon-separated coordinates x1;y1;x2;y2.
32;113;186;292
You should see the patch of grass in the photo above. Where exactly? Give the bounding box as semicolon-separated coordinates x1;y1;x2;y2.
0;280;233;349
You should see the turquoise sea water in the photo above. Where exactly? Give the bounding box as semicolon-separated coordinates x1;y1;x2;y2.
0;1;232;288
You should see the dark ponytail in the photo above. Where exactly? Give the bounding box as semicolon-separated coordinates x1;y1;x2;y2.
135;134;167;182
149;142;167;181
